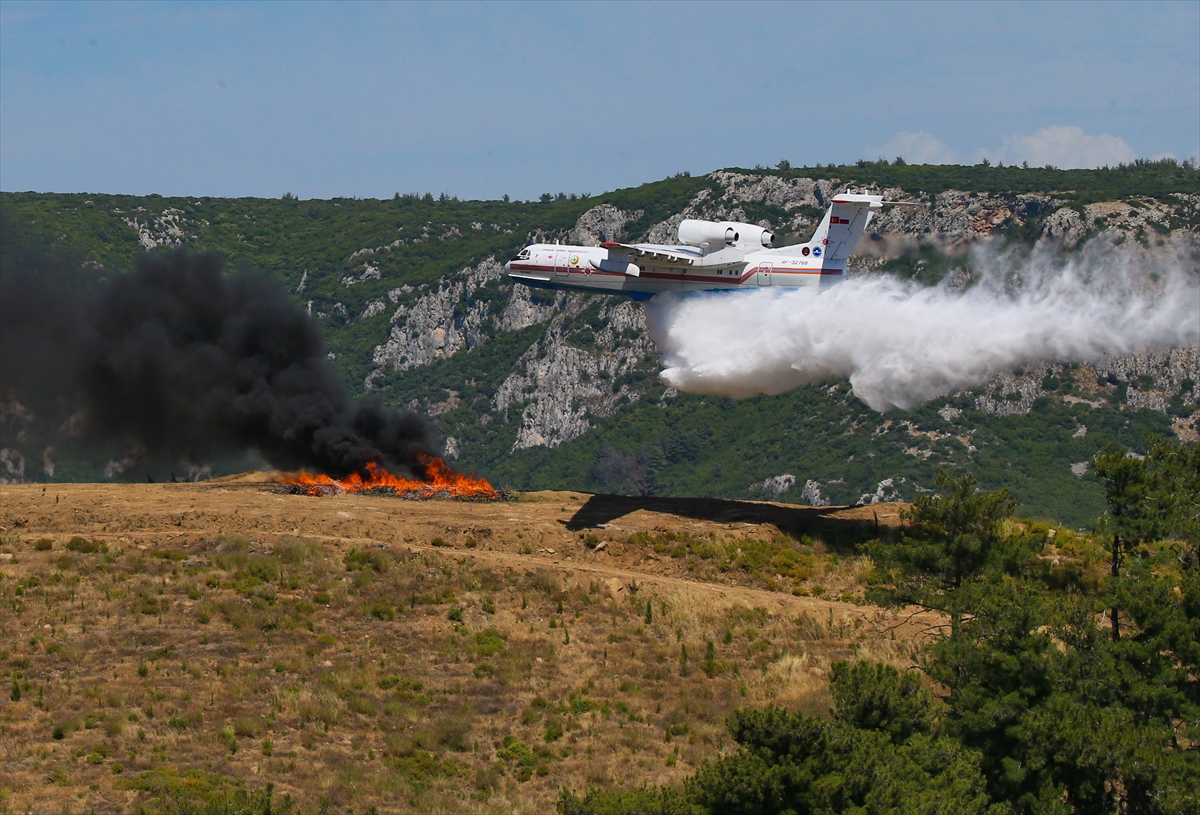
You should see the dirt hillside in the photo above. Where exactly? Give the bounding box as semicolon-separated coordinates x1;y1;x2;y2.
0;477;920;814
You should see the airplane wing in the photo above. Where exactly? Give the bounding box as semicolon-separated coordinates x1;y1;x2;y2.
601;242;695;266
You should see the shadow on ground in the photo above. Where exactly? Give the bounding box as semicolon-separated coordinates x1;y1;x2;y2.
564;494;898;551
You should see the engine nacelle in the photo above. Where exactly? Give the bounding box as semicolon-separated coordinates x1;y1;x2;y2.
677;219;774;249
678;219;737;248
736;223;775;249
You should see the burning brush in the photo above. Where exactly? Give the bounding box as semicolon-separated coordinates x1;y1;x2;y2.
280;457;504;501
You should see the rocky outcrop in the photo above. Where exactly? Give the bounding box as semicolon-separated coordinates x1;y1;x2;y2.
341;263;382;287
799;479;829;507
1081;198;1187;239
861;191;1055;246
360;299;387;320
495;299;655;449
350;238;406;259
568;204;642;246
859;478;904;505
497;284;564;333
973;362;1063;416
754;474;796;496
1097;347;1199;399
122;207;198;250
710;172;832;210
1041;208;1087;249
366;259;506;387
965;348;1198;418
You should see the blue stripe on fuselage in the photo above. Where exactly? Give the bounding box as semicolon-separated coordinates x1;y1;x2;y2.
509;274;655;301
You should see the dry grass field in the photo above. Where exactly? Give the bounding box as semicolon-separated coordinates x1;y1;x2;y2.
0;476;924;814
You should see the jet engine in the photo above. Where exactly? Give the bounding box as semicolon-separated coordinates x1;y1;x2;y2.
678;219;774;249
678;220;737;248
735;223;774;249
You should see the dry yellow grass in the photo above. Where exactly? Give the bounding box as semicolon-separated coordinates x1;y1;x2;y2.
0;479;925;814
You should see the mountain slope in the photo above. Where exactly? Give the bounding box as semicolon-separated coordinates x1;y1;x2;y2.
2;161;1197;526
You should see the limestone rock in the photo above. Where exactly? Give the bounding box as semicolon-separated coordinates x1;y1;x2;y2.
859;478;903;505
1041;208;1086;248
799;479;829;507
754;474;796;496
368;258;505;380
122;207;195;250
568;204;642;246
495;299;654;450
1096;347;1199;400
709;171;833;211
497;283;564;333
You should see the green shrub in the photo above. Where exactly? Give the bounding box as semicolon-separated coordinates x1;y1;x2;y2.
151;549;187;561
389;747;467;793
344;548;392;572
471;628;506;657
66;537;106;554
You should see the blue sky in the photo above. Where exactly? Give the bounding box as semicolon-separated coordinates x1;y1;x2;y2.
1;0;1196;201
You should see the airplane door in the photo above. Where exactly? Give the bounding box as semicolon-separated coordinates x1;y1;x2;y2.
554;250;568;278
758;263;773;286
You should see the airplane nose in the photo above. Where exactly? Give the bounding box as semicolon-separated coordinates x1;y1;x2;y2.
504;260;512;274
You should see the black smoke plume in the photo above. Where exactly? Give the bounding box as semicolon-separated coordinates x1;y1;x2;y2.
1;237;436;479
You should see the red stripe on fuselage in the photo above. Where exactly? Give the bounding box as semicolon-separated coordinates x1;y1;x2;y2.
507;263;843;284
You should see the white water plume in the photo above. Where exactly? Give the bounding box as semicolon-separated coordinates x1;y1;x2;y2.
646;238;1199;412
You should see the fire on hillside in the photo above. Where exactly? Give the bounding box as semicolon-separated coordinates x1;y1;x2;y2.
280;456;502;501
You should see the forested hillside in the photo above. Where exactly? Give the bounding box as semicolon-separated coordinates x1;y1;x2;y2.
2;160;1197;526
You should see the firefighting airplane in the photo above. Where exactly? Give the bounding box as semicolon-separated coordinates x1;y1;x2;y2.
505;193;890;299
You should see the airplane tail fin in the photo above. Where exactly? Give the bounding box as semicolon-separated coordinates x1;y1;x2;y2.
774;194;882;271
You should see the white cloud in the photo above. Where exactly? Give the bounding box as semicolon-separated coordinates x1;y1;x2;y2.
867;130;960;165
982;125;1137;169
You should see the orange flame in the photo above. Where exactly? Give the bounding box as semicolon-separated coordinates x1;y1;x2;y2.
283;456;499;500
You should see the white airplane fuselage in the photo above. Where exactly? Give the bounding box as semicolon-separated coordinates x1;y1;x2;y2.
505;194;884;300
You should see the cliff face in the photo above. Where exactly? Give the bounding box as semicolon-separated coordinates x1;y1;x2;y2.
494;298;653;450
368;258;508;380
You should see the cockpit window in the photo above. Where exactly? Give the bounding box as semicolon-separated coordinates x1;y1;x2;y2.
516;248;531;260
